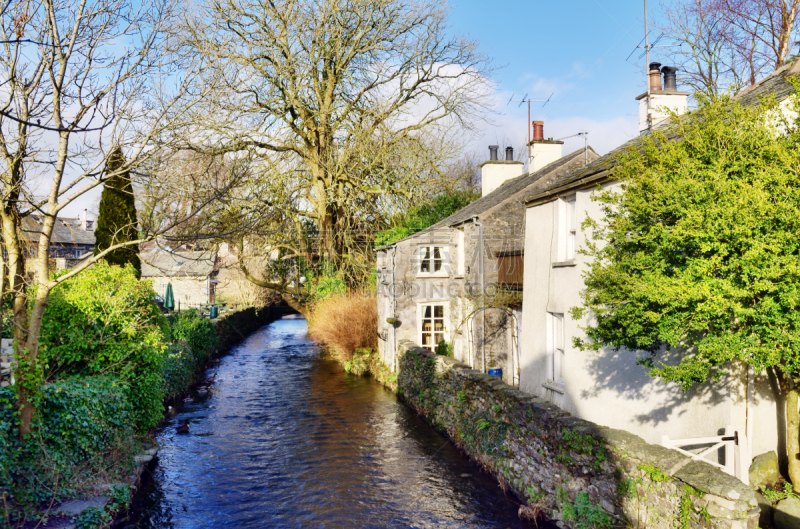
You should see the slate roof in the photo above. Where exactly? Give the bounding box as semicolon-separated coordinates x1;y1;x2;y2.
21;216;96;246
522;59;800;205
379;147;598;248
141;250;216;278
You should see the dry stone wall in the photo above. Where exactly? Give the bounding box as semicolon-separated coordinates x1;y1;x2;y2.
396;341;760;529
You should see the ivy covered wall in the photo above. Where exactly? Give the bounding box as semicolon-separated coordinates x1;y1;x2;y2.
396;341;760;529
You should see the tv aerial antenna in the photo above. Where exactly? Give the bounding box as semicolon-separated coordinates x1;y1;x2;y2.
627;0;678;130
557;131;590;165
507;93;554;146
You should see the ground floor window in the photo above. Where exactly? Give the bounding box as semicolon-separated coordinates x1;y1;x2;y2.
420;303;446;351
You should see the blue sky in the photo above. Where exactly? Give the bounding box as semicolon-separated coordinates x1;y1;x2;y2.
451;0;669;160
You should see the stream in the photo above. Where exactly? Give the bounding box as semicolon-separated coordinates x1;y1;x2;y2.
119;316;544;528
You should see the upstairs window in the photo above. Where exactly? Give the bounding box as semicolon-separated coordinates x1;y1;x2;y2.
420;303;446;351
497;251;523;290
419;245;445;275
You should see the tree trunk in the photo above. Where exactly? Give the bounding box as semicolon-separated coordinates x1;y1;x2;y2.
281;293;310;320
787;379;800;485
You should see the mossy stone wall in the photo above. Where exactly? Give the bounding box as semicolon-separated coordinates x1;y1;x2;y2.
396;341;760;529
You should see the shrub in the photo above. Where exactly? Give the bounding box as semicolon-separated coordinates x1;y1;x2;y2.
169;309;217;360
162;343;202;398
39;262;168;430
1;377;136;517
308;295;377;363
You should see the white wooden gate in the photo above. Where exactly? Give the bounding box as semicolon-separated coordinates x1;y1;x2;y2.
662;426;750;485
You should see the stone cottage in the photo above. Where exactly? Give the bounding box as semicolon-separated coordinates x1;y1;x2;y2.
519;60;800;482
21;209;97;268
376;135;599;385
141;250;218;307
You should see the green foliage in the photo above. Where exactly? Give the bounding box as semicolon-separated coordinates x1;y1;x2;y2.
638;463;670;483
575;84;800;389
94;147;141;277
561;491;612;529
169;309;217;359
376;190;479;246
0;377;136;518
435;338;453;357
39;262;168;430
73;506;110;529
762;481;799;503
456;391;467;402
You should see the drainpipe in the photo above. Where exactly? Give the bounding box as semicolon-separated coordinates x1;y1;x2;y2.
747;366;754;467
472;216;485;373
390;245;398;373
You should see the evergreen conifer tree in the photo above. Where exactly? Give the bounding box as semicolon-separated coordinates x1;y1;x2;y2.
94;147;141;277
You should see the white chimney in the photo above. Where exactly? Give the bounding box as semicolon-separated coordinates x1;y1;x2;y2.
528;121;563;173
480;145;524;196
637;63;689;134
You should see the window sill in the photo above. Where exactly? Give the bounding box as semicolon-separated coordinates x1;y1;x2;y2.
552;260;577;268
416;273;450;279
542;381;565;394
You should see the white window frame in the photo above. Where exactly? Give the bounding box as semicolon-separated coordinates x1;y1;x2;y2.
546;312;566;390
418;302;448;352
417;245;449;277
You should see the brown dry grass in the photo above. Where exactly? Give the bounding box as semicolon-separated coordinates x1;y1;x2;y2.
308;295;377;362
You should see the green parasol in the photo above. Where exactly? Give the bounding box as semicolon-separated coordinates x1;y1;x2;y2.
164;283;175;312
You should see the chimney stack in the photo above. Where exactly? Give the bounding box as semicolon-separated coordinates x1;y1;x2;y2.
480;144;523;197
532;121;544;141
528;121;563;173
661;66;678;91
637;64;688;134
648;62;662;91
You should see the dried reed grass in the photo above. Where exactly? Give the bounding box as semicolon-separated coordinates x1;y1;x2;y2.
308;295;377;362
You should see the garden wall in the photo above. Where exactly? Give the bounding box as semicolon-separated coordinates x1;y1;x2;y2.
212;305;292;354
396;341;761;529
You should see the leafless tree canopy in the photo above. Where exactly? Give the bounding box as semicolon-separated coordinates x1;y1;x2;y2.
171;0;493;307
660;0;800;96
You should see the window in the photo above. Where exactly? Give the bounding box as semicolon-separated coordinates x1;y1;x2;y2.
548;312;565;387
497;251;523;289
420;303;446;351
565;195;576;260
418;245;446;275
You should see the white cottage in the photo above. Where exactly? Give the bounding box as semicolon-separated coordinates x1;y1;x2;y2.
519;61;800;479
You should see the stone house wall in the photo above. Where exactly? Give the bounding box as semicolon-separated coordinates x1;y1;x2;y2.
147;276;210;306
376;201;524;385
396;341;761;529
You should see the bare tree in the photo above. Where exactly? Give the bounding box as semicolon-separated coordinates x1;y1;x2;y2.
0;0;223;436
660;0;800;95
174;0;493;311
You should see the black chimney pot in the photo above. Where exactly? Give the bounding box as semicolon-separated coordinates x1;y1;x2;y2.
505;146;514;161
649;62;662;72
661;66;679;91
489;145;499;161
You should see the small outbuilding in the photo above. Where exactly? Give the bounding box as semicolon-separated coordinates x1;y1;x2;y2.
141;250;218;307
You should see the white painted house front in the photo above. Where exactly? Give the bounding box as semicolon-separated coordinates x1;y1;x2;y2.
519;61;800;473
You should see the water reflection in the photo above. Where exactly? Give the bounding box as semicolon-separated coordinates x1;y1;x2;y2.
120;318;542;528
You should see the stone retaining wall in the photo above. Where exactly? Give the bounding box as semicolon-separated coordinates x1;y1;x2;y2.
396;341;760;529
212;305;292;355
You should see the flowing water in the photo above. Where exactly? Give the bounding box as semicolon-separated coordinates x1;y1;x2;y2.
120;316;545;528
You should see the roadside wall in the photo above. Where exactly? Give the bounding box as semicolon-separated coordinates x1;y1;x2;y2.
212;305;292;355
397;341;760;529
